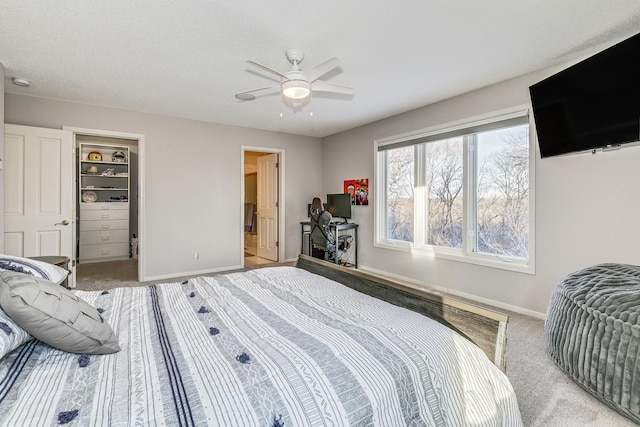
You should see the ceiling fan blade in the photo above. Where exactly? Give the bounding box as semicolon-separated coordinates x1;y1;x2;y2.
235;86;279;101
306;57;342;82
246;60;287;78
311;80;355;95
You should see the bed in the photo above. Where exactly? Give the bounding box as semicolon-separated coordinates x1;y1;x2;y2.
0;255;522;426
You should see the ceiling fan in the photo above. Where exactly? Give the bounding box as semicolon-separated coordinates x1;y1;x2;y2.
234;49;355;102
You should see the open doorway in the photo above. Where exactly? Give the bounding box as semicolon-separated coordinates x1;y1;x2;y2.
242;148;283;267
65;126;145;288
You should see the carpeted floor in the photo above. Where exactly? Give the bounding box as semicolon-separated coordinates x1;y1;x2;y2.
75;258;289;291
76;259;141;289
504;311;636;426
75;260;637;426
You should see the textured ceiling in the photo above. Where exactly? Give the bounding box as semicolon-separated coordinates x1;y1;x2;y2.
1;1;639;138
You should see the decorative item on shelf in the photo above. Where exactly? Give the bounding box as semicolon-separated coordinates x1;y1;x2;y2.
82;191;97;203
87;151;102;161
112;151;126;163
109;195;128;202
101;168;115;176
87;165;99;174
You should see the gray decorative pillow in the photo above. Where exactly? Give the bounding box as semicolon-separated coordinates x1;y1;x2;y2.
0;272;120;354
0;254;68;286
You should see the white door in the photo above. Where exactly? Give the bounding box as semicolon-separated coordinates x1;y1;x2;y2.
256;153;278;261
4;124;74;265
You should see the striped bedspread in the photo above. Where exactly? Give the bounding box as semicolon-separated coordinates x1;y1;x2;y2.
0;267;521;426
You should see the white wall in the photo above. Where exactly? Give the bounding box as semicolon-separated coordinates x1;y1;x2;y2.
4;94;322;279
0;63;4;250
322;68;640;317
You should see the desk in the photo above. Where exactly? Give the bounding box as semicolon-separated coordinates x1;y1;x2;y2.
300;221;358;267
28;256;70;288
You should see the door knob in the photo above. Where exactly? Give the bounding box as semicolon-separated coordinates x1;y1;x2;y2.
55;220;69;226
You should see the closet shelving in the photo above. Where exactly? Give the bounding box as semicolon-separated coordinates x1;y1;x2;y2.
78;143;130;263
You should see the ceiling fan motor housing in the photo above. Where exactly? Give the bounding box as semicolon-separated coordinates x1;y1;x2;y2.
286;49;305;65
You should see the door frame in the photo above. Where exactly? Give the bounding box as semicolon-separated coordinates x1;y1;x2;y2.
64;126;146;282
241;146;285;266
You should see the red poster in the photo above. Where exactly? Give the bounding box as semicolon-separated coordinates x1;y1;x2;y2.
344;178;368;206
343;180;356;204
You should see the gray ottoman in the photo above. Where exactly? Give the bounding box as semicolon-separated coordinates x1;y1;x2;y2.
545;263;640;424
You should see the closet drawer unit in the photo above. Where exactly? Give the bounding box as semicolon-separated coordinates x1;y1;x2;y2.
79;219;129;232
80;229;129;245
80;202;128;211
79;243;129;262
81;209;129;221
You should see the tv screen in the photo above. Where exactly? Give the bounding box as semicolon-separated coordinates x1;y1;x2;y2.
326;193;352;220
529;32;640;158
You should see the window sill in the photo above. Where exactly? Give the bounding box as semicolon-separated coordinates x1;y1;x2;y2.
374;240;412;252
432;250;535;275
376;240;535;275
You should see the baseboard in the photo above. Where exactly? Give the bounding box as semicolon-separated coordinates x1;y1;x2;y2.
358;265;547;320
144;264;243;282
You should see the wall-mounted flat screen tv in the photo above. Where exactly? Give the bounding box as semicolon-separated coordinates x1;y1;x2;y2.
529;32;640;158
326;193;352;220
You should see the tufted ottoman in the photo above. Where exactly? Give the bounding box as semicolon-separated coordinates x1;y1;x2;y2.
545;263;640;424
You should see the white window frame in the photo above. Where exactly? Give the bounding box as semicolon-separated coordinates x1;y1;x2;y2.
374;105;536;274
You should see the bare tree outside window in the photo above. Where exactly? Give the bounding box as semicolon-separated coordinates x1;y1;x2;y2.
379;114;531;267
476;125;529;258
386;146;414;241
425;138;464;248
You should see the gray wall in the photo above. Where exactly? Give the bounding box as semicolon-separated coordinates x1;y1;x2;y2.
322;67;640;317
7;59;639;316
5;94;322;279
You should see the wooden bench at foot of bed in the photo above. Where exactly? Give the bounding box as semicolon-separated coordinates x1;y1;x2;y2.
296;254;509;372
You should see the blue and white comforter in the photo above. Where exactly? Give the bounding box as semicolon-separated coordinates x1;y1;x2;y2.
0;267;522;426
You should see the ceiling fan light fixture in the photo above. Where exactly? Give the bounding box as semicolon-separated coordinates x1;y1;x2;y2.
282;80;311;100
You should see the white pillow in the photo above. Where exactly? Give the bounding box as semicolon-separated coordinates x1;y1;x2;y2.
0;254;68;286
0;271;120;355
0;305;33;360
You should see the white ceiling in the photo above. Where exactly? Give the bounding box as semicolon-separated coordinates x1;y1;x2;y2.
1;1;639;138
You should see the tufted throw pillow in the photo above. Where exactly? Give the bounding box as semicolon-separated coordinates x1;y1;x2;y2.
0;305;33;360
0;254;68;286
0;272;120;354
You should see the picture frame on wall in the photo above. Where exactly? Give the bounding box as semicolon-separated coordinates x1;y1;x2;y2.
344;178;368;205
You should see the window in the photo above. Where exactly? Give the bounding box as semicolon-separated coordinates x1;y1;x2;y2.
375;109;534;272
385;145;414;242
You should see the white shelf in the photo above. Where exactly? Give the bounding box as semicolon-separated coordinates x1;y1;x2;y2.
81;160;128;165
81;188;128;191
81;174;128;177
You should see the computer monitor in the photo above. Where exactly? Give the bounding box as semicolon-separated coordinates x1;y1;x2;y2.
325;193;352;220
